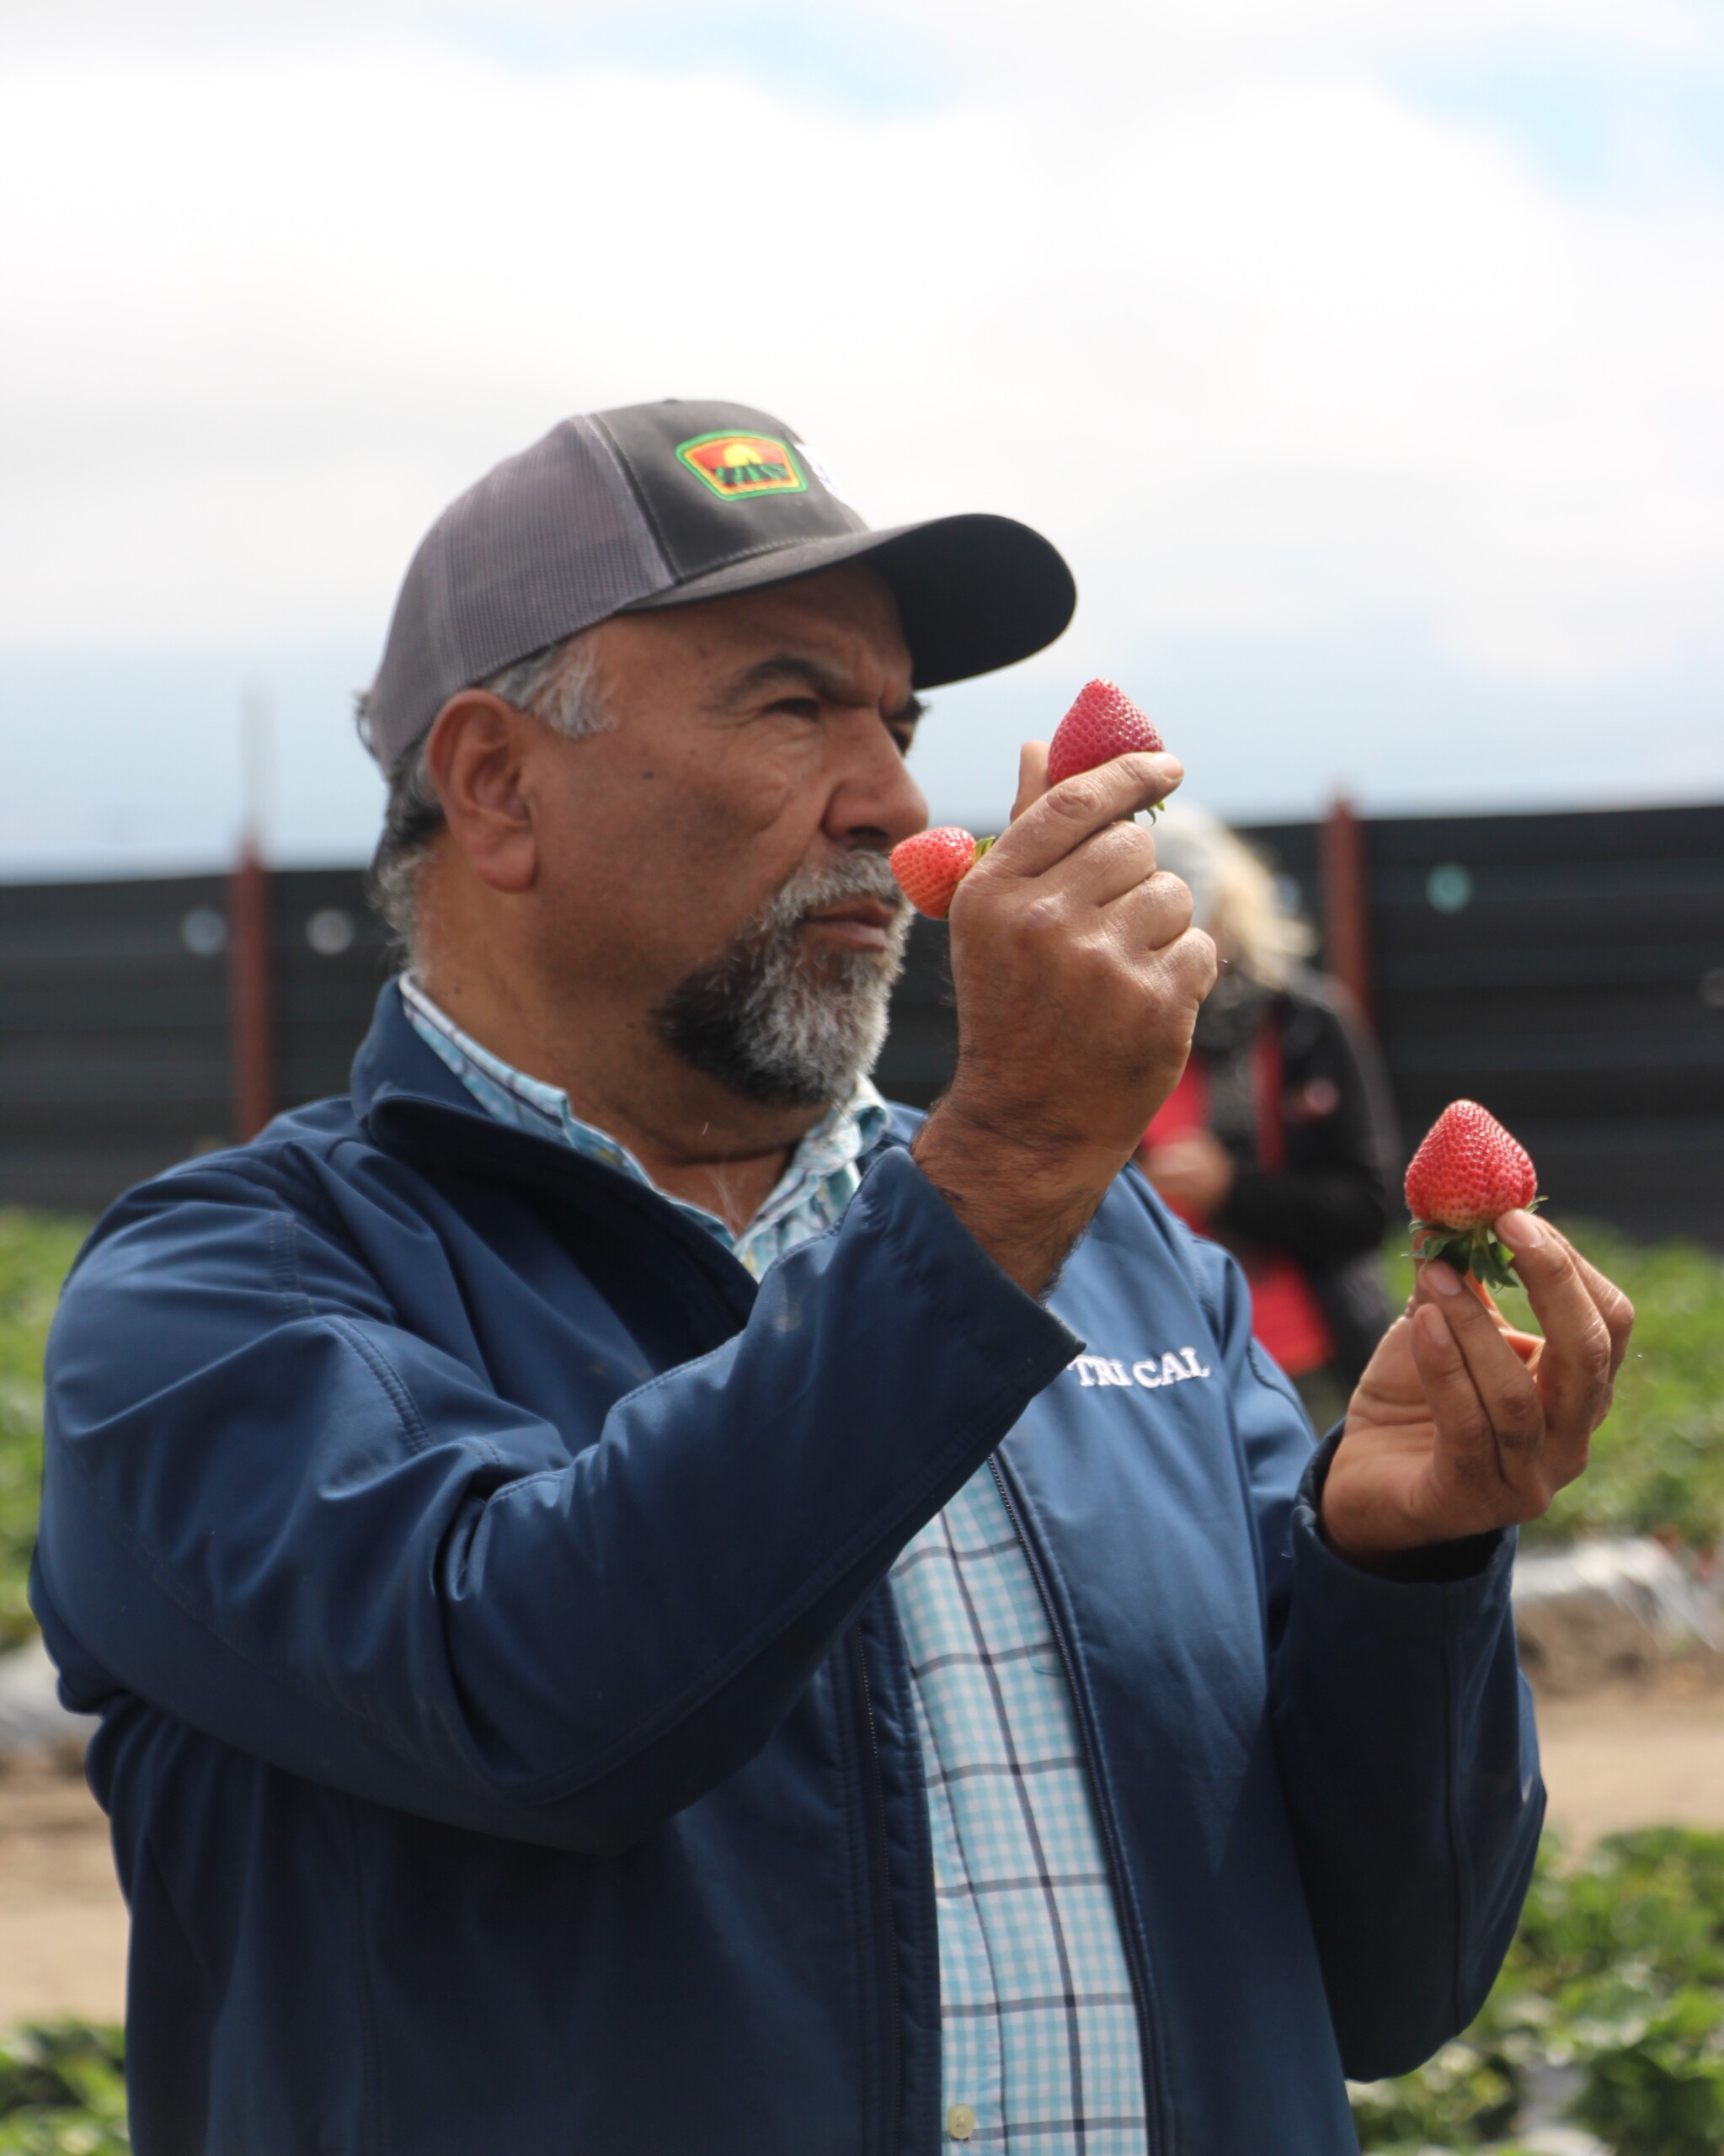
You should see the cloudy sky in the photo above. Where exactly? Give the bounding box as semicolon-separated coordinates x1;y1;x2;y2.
3;0;1721;873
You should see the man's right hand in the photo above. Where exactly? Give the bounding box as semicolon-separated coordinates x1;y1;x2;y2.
910;744;1217;1298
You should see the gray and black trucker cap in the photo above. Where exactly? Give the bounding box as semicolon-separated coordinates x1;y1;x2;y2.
362;398;1076;771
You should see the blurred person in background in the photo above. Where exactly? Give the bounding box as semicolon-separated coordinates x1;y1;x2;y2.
1137;804;1399;1434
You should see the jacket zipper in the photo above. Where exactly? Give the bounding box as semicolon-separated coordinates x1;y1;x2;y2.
849;1625;903;2156
987;1455;1171;2156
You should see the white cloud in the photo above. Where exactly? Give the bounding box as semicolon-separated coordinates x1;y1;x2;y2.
0;0;1720;857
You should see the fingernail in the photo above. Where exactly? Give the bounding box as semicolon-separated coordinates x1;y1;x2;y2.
1499;1209;1545;1248
1423;1261;1463;1297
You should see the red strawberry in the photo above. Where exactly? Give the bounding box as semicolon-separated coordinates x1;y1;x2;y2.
890;827;982;920
1046;679;1166;787
1405;1099;1541;1288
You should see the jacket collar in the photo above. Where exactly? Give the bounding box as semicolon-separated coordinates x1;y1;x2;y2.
346;981;914;1318
350;977;488;1125
350;982;762;1319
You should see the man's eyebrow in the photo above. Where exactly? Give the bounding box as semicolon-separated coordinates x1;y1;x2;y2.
711;654;923;728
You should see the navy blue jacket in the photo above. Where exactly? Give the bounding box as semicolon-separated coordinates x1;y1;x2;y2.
34;986;1542;2155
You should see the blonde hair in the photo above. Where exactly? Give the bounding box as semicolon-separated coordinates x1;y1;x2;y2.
1154;803;1316;991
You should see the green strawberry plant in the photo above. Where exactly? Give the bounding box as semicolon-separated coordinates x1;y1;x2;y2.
1353;1829;1724;2153
0;1212;88;1652
0;2024;128;2153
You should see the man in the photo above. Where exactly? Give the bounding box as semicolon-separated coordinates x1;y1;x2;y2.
35;400;1631;2155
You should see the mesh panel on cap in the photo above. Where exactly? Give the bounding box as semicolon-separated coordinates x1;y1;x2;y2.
365;416;673;770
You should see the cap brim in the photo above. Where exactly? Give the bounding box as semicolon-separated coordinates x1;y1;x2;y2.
622;513;1075;690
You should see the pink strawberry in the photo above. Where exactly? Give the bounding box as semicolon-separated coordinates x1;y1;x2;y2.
1405;1099;1541;1288
890;827;982;920
1046;678;1166;787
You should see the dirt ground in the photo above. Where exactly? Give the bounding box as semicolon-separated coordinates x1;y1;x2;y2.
0;1747;126;2026
1536;1685;1724;1845
3;1688;1724;2026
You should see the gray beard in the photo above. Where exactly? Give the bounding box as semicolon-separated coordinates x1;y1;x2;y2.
652;854;911;1108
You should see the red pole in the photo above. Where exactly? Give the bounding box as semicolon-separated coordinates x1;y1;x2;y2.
229;837;274;1141
1320;795;1374;1022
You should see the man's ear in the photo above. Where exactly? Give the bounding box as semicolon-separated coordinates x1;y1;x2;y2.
423;692;539;895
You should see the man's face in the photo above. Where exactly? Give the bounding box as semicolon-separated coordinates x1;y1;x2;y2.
523;563;929;1106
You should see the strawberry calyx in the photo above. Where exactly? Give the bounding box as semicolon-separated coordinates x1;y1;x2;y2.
1410;1196;1545;1289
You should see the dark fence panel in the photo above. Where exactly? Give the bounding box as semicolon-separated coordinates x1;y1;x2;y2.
3;802;1721;1242
1243;803;1724;1246
0;868;388;1214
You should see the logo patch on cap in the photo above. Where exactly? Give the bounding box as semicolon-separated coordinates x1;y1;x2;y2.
675;431;808;502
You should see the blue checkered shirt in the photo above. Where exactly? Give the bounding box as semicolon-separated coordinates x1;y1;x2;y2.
403;983;1149;2151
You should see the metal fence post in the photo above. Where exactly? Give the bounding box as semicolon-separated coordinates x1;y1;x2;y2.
229;838;274;1141
1320;794;1374;1022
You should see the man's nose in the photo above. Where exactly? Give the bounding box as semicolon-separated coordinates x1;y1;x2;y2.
825;716;929;851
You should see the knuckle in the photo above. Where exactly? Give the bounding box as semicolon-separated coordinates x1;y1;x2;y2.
1146;945;1208;1015
1077;936;1120;987
1575;1313;1612;1377
1129;879;1192;945
1057;929;1120;994
1519;1238;1567;1289
1049;774;1109;822
1422;1321;1467;1374
1097;823;1156;875
1497;1391;1545;1450
1166;932;1217;997
1438;1294;1492;1345
1012;891;1066;947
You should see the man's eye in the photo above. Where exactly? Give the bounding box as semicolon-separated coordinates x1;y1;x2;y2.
766;696;822;722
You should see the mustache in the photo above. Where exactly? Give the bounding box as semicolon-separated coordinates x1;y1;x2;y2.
750;851;906;942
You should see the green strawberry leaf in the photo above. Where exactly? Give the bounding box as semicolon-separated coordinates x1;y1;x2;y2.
1470;1236;1522;1291
1409;1222;1524;1290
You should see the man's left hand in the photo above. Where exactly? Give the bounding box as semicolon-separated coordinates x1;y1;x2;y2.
1320;1211;1634;1570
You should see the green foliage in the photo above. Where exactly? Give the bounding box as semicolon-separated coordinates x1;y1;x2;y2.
0;1214;87;1652
1353;1828;1724;2153
1384;1220;1724;1548
0;2025;127;2153
1348;2033;1519;2148
1571;1989;1724;2156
